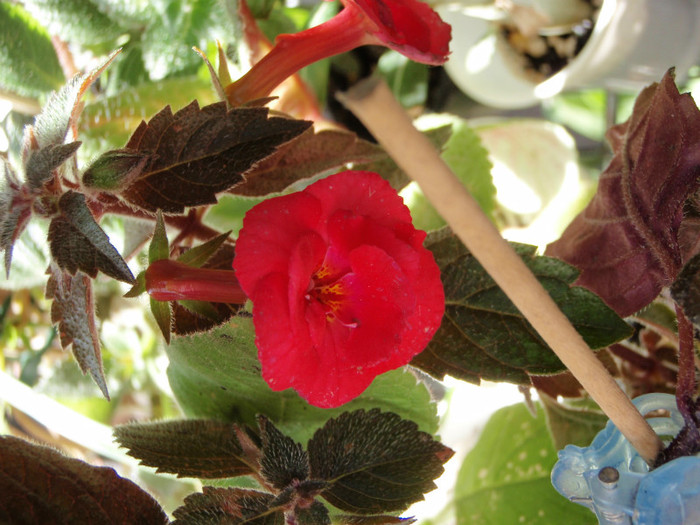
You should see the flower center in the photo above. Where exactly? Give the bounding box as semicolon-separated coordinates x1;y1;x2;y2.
306;265;358;328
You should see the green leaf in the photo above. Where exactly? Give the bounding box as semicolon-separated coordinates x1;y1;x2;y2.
149;211;169;262
377;51;428;108
22;0;125;45
114;419;257;478
309;409;453;514
0;3;64;98
176;231;231;268
119;101;312;213
0;435;168;524
166;318;439;445
81;148;152;191
150;296;172;344
412;228;632;384
46;269;109;399
454;402;595;525
172;487;284;525
48;190;134;283
403;115;495;231
258;415;309;490
540;395;608;450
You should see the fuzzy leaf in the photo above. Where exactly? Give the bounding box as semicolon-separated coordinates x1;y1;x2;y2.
119;101;311;212
46;269;109;398
166;318;439;446
454;403;595;524
232;128;384;196
258;416;309;490
114;419;256;478
0;159;31;275
547;70;700;317
172;487;284;525
24;141;81;190
0;2;64;98
149;210;169;262
0;435;168;524
31;49;120;150
150;296;172;344
296;501;330;525
48;191;134;283
82;148;152;191
308;409;454;514
671;252;700;326
412;228;632;384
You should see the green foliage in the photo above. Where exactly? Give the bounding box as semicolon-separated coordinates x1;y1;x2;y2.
454;403;596;524
413;228;632;384
166;318;439;444
0;3;64;98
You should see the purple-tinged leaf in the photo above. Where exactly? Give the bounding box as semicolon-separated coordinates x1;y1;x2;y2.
295;501;330;524
336;517;416;524
172;487;284;524
120;101;311;213
232;128;384;196
547;70;700;316
114;419;257;478
24;141;81;190
308;409;454;514
48;191;134;283
258;415;309;490
0;435;168;524
46;268;108;399
0;158;31;276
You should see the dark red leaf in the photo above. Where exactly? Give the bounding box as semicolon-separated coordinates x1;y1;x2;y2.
547;70;700;316
0;435;168;524
120;101;311;213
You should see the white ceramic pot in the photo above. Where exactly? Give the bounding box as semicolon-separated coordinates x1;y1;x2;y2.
439;0;700;108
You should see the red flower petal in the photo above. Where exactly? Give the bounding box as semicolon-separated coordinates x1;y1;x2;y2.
346;0;451;65
234;170;444;407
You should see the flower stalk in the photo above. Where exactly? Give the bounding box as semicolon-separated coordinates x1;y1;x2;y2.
225;0;451;106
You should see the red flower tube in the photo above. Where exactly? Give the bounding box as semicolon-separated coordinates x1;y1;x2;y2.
225;0;451;105
145;259;247;304
233;170;444;408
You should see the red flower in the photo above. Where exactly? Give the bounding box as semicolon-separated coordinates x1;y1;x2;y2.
225;0;451;105
233;170;444;407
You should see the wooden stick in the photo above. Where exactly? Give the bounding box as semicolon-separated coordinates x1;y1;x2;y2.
338;76;662;465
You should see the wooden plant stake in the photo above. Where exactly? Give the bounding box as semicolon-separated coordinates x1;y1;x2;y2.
338;76;662;465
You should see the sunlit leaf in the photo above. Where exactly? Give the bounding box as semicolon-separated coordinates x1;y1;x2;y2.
0;2;63;98
547;70;700;316
309;409;454;514
454;403;595;524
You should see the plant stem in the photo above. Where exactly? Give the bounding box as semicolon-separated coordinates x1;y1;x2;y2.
338;76;663;465
674;305;699;431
